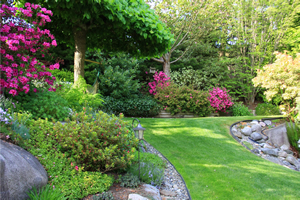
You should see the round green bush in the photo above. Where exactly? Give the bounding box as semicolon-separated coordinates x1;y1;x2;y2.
230;102;253;116
255;103;281;116
155;82;213;116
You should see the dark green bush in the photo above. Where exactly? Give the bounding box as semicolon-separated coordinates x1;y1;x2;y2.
255;103;281;116
26;184;67;200
286;121;300;152
98;65;140;99
101;95;161;117
155;82;213;116
230;102;253;116
49;68;74;83
54;108;138;172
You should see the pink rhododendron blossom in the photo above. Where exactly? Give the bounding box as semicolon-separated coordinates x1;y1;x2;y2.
0;3;58;95
148;71;170;95
208;87;234;112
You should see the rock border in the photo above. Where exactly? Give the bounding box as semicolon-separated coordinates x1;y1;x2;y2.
229;117;300;171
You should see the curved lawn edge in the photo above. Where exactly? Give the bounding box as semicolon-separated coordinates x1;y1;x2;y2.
143;139;192;200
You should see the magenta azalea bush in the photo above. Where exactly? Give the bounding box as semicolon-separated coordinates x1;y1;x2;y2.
208;87;233;112
0;3;59;96
148;71;170;95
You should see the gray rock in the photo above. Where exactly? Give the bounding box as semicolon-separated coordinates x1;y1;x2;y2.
233;131;243;139
278;151;288;158
262;134;268;140
251;124;262;132
241;127;252;136
280;144;289;151
257;139;266;143
251;149;260;154
283;160;291;166
286;155;299;166
259;122;266;127
284;149;294;155
251;132;263;141
264;124;290;148
160;190;177;197
261;148;279;157
0;140;48;200
142;184;161;200
231;126;238;133
264;120;272;126
250;120;259;125
263;143;274;149
264;156;282;165
128;194;149;200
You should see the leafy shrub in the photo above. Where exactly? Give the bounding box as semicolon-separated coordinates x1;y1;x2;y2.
54;108;138;172
286;121;300;152
171;66;203;90
13;89;70;121
92;192;114;200
98;65;140;99
120;173;141;188
253;52;300;117
49;68;74;83
55;76;103;111
230;102;253;116
155;82;213;116
101;95;161;117
127;152;166;187
255;103;281;116
208;87;233;113
26;184;67;200
23;118;114;199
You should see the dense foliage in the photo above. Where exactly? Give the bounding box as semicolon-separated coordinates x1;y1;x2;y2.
101;95;160;117
255;103;281;116
253;52;300;119
230;102;253;116
54;108;138;172
155;82;213;116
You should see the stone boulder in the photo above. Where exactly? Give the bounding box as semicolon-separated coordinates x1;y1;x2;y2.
263;124;290;148
241;127;252;136
0;140;48;200
261;148;279;157
251;124;262;133
250;132;263;141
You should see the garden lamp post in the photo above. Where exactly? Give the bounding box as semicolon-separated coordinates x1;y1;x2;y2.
132;118;145;179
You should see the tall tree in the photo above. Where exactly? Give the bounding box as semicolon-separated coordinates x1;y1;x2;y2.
20;0;174;82
215;0;297;104
148;0;211;76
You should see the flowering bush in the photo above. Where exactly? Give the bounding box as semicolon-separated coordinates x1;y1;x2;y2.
208;87;234;113
149;71;170;95
54;108;138;172
253;52;300;119
155;82;213;116
0;3;59;96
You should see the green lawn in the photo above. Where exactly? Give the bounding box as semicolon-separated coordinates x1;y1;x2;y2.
128;116;300;200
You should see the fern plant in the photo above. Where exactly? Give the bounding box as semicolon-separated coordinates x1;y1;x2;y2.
286;121;300;151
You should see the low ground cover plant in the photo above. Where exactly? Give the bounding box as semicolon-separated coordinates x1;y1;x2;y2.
255;103;281;116
155;82;213;116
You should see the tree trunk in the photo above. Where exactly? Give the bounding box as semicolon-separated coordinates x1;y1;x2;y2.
73;26;87;83
163;61;171;77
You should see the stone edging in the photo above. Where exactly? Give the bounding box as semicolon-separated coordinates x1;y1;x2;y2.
142;139;192;200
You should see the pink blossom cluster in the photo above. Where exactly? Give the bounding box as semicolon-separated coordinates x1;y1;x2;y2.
0;3;59;96
148;71;170;95
208;87;234;112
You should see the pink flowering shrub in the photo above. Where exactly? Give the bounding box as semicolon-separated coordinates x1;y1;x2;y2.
148;71;170;95
208;87;233;112
0;3;59;96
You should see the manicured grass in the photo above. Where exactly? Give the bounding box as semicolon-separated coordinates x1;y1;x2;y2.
127;116;300;200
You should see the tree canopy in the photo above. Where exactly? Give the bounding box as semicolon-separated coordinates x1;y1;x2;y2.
20;0;174;81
